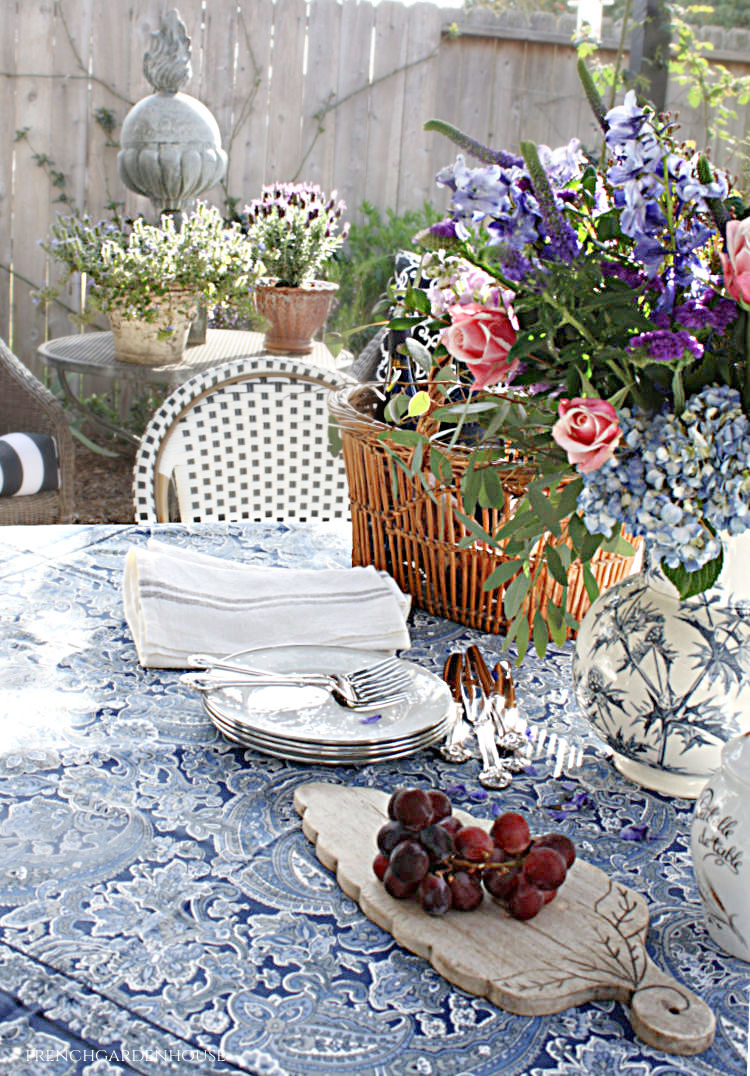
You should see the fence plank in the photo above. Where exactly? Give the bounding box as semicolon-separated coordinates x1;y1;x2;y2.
227;0;275;209
363;0;410;213
0;0;19;346
196;0;237;212
10;0;59;368
265;0;307;184
396;2;445;214
331;0;376;217
298;0;344;195
87;0;134;225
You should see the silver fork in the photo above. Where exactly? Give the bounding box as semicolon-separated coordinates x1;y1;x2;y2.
467;649;584;778
183;654;411;710
489;658;583;777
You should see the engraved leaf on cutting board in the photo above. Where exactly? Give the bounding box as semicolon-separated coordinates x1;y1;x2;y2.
496;880;649;995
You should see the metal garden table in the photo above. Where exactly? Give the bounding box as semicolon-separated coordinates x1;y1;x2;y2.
37;330;343;447
0;523;745;1076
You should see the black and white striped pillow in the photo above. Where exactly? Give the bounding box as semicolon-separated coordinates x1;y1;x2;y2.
0;433;61;497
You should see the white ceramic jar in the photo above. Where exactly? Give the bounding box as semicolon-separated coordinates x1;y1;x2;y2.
690;731;750;962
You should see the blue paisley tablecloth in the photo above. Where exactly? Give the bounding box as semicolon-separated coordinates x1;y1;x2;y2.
0;523;746;1076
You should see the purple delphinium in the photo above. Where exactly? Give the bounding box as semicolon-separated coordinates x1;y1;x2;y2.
603;90;728;297
627;328;703;362
600;259;648;290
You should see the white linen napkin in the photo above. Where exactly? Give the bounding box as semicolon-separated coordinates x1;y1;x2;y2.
122;539;412;668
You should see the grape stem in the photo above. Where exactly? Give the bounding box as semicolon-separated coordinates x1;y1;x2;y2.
436;855;521;876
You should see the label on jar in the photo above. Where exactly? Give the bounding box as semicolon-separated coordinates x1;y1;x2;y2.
694;786;743;874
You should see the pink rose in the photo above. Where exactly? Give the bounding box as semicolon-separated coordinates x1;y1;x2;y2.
551;397;622;473
721;219;750;304
440;302;518;390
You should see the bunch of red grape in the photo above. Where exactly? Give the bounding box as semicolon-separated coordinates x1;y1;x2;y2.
372;786;575;920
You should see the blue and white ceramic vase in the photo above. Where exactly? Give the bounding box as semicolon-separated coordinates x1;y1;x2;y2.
572;535;750;799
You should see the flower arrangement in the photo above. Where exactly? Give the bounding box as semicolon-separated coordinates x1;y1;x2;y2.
44;202;263;322
243;182;348;287
385;60;750;657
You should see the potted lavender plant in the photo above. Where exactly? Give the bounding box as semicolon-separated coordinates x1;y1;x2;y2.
244;183;347;353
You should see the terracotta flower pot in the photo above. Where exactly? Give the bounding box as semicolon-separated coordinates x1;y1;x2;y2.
108;290;198;365
254;281;338;354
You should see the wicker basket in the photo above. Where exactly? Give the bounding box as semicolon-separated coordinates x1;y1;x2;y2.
328;381;640;637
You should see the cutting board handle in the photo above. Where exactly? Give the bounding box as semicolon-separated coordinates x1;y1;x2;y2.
630;958;716;1055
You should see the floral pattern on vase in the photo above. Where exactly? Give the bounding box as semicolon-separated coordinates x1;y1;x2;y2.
572;538;750;799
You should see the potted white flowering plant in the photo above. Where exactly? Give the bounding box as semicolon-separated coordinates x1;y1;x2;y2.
44;202;263;364
244;182;348;353
353;59;750;796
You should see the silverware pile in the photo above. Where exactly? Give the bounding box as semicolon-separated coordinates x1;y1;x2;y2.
438;646;582;788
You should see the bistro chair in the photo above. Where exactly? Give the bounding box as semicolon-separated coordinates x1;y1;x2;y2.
0;337;75;524
133;355;354;523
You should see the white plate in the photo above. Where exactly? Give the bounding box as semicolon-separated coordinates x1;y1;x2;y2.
202;645;451;747
208;709;453;764
206;702;453;755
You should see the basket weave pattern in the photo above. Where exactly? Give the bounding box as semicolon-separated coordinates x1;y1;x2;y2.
329;383;639;637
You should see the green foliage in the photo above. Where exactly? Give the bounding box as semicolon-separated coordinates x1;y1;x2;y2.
669;7;750;184
326;200;441;354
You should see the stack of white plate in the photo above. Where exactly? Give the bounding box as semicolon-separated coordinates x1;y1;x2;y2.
201;646;453;765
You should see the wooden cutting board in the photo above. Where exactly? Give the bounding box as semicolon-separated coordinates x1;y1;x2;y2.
294;782;715;1056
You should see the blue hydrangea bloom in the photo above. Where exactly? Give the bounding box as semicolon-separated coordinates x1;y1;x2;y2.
578;385;750;572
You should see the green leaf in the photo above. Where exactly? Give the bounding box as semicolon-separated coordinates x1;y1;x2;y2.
389;315;425;330
661;549;724;599
453;510;497;546
600;533;636;556
568;513;603;558
478;467;505;509
429;446;453;485
482;559;524;591
503;571;531;619
546;601;568;647
532;610;549;659
527;482;561;537
382;428;422;448
405;337;433;373
555;476;583;520
383;393;409;424
407;391;431;418
515;617;530;662
405;285;431;314
582;563;600;603
545;544;569;586
461;466;482;515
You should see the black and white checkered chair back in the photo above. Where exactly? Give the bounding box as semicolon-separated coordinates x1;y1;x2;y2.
133;356;352;523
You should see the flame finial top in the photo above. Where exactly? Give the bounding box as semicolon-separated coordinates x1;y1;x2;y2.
143;9;192;94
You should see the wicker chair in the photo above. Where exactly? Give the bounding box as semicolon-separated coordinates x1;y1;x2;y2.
0;338;75;524
133;355;354;523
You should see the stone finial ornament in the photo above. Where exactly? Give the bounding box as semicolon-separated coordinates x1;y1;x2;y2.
143;9;192;93
117;8;227;218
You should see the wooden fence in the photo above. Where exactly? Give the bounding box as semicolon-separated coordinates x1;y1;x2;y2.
1;0;748;373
